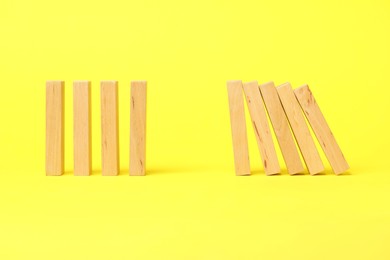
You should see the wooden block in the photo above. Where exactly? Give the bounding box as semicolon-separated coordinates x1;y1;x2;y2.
294;85;349;174
243;81;280;175
46;81;64;176
277;83;324;175
73;81;91;176
101;81;119;176
130;81;147;176
226;80;250;176
259;82;304;175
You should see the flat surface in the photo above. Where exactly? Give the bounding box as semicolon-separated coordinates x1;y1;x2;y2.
1;0;390;259
0;170;389;259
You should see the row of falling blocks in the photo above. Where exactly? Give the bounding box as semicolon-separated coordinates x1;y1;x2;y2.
46;80;146;176
227;81;349;175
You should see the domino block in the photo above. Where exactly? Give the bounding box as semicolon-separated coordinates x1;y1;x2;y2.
73;81;91;176
101;81;119;176
294;85;349;174
277;83;324;175
227;80;250;176
259;82;304;175
130;81;147;176
46;81;64;176
243;81;280;175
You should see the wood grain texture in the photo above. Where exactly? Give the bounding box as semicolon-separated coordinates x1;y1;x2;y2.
243;81;280;175
294;85;349;174
73;81;91;176
130;81;147;176
227;80;250;176
46;81;64;176
277;83;324;175
101;81;119;176
259;82;304;175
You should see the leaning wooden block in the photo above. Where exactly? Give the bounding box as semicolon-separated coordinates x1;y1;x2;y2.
46;81;65;176
101;81;119;176
294;85;349;174
227;80;251;176
259;82;304;175
277;83;324;175
130;81;147;176
73;81;91;176
243;81;280;175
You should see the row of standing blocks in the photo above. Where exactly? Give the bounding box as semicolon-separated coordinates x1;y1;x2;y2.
227;81;349;175
46;80;146;176
46;79;349;176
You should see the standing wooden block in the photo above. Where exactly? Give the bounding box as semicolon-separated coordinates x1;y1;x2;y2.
73;81;91;176
243;81;280;175
46;81;64;176
130;81;147;176
277;83;324;175
259;82;304;175
101;81;119;176
227;80;250;176
294;85;349;174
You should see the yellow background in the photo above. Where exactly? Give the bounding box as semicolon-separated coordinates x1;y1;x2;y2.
1;0;389;259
